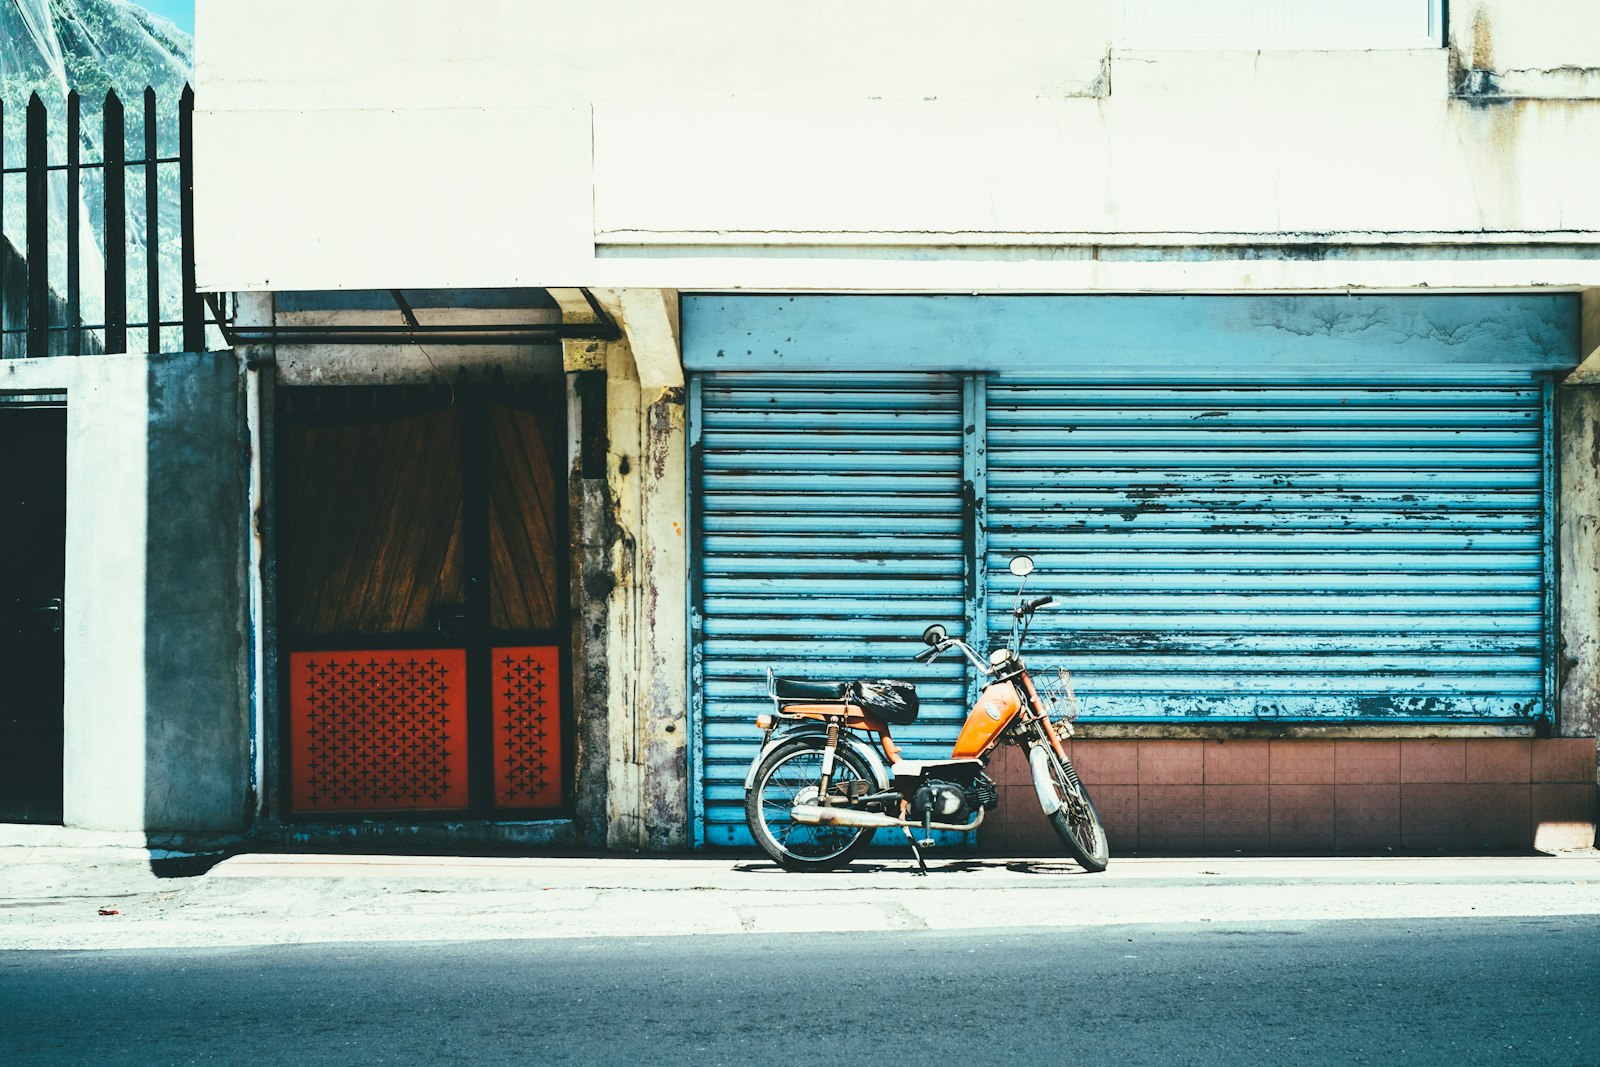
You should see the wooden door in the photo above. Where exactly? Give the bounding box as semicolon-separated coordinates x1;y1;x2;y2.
278;387;567;817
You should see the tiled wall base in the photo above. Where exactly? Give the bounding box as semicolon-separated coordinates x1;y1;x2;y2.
979;738;1598;855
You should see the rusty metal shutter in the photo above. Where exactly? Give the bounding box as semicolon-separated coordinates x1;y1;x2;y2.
690;374;969;846
985;376;1554;722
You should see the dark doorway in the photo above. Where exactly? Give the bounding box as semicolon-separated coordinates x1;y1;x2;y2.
276;385;569;819
0;405;67;824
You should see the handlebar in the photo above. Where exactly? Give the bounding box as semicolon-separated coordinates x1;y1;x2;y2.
914;637;993;673
1019;594;1054;615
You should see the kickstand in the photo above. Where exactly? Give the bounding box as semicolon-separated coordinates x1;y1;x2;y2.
901;827;929;876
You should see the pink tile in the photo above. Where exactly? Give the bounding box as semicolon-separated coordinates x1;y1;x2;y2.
1531;739;1596;784
976;807;1014;853
1335;782;1401;850
1401;783;1467;849
1269;783;1336;850
1003;786;1060;855
1401;740;1466;784
1465;739;1532;784
986;743;1030;788
1531;784;1597;851
1072;741;1139;786
1203;740;1269;785
1464;784;1532;849
1138;785;1205;852
1204;785;1270;850
1335;741;1400;784
1088;785;1139;853
1139;741;1204;786
1270;741;1335;785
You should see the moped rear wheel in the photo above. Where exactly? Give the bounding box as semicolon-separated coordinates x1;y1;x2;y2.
1043;751;1110;872
746;740;875;872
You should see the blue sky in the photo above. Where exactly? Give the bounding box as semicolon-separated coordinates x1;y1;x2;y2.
136;0;194;36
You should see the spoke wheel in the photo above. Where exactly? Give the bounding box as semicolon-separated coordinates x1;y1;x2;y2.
1043;749;1110;872
745;740;876;871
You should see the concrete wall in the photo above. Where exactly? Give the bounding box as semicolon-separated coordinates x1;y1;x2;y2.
195;0;1600;294
0;350;251;835
143;352;252;833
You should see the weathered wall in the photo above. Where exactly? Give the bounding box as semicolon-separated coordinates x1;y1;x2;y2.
195;0;1600;293
1557;292;1600;803
0;350;251;835
1558;388;1600;744
1450;0;1600;97
143;351;252;832
589;291;689;850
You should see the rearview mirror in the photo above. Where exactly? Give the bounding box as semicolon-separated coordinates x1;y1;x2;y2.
1009;555;1034;577
921;623;947;647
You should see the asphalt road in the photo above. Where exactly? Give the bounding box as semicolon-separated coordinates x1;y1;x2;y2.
4;916;1596;1066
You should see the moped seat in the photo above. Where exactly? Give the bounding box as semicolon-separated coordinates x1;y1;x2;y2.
892;758;984;783
773;677;850;701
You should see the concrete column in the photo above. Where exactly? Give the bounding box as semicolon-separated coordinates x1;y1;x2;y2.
141;351;252;832
564;337;612;849
581;289;689;851
1557;292;1600;777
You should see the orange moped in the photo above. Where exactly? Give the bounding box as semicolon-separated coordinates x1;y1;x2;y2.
743;555;1109;873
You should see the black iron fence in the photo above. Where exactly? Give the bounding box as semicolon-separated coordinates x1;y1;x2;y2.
0;86;207;359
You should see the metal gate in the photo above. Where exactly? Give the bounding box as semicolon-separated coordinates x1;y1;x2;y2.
689;374;970;846
984;375;1554;721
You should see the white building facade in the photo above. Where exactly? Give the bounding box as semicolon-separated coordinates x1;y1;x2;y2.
189;0;1599;854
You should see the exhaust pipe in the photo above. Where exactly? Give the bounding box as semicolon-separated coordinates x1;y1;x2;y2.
791;804;984;833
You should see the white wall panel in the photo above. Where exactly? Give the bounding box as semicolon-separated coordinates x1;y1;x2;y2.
593;53;1600;243
195;0;1110;111
1116;0;1441;49
193;107;592;291
193;0;1600;292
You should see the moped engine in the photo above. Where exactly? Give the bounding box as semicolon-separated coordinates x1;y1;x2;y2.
909;780;970;823
907;772;999;823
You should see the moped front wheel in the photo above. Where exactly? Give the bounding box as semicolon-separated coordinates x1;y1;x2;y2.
745;740;875;872
1042;750;1110;872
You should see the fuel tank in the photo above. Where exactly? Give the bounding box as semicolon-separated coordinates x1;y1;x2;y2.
952;681;1023;758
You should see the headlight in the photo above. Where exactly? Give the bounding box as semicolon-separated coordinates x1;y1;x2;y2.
989;648;1012;666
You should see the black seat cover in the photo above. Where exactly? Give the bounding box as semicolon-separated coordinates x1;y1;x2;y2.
774;677;850;701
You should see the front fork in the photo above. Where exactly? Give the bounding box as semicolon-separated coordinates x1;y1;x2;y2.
1017;715;1079;818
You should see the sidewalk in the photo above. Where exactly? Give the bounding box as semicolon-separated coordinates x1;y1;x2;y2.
3;843;1598;952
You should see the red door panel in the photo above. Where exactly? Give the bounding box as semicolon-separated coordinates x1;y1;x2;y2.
491;646;562;809
289;649;470;812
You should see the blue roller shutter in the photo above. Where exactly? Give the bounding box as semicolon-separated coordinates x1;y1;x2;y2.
691;374;969;846
985;375;1553;721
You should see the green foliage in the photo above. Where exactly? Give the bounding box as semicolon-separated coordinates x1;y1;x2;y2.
0;0;195;349
3;0;192;161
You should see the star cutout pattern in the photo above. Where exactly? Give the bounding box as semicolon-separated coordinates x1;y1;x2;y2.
492;646;562;809
289;649;470;812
